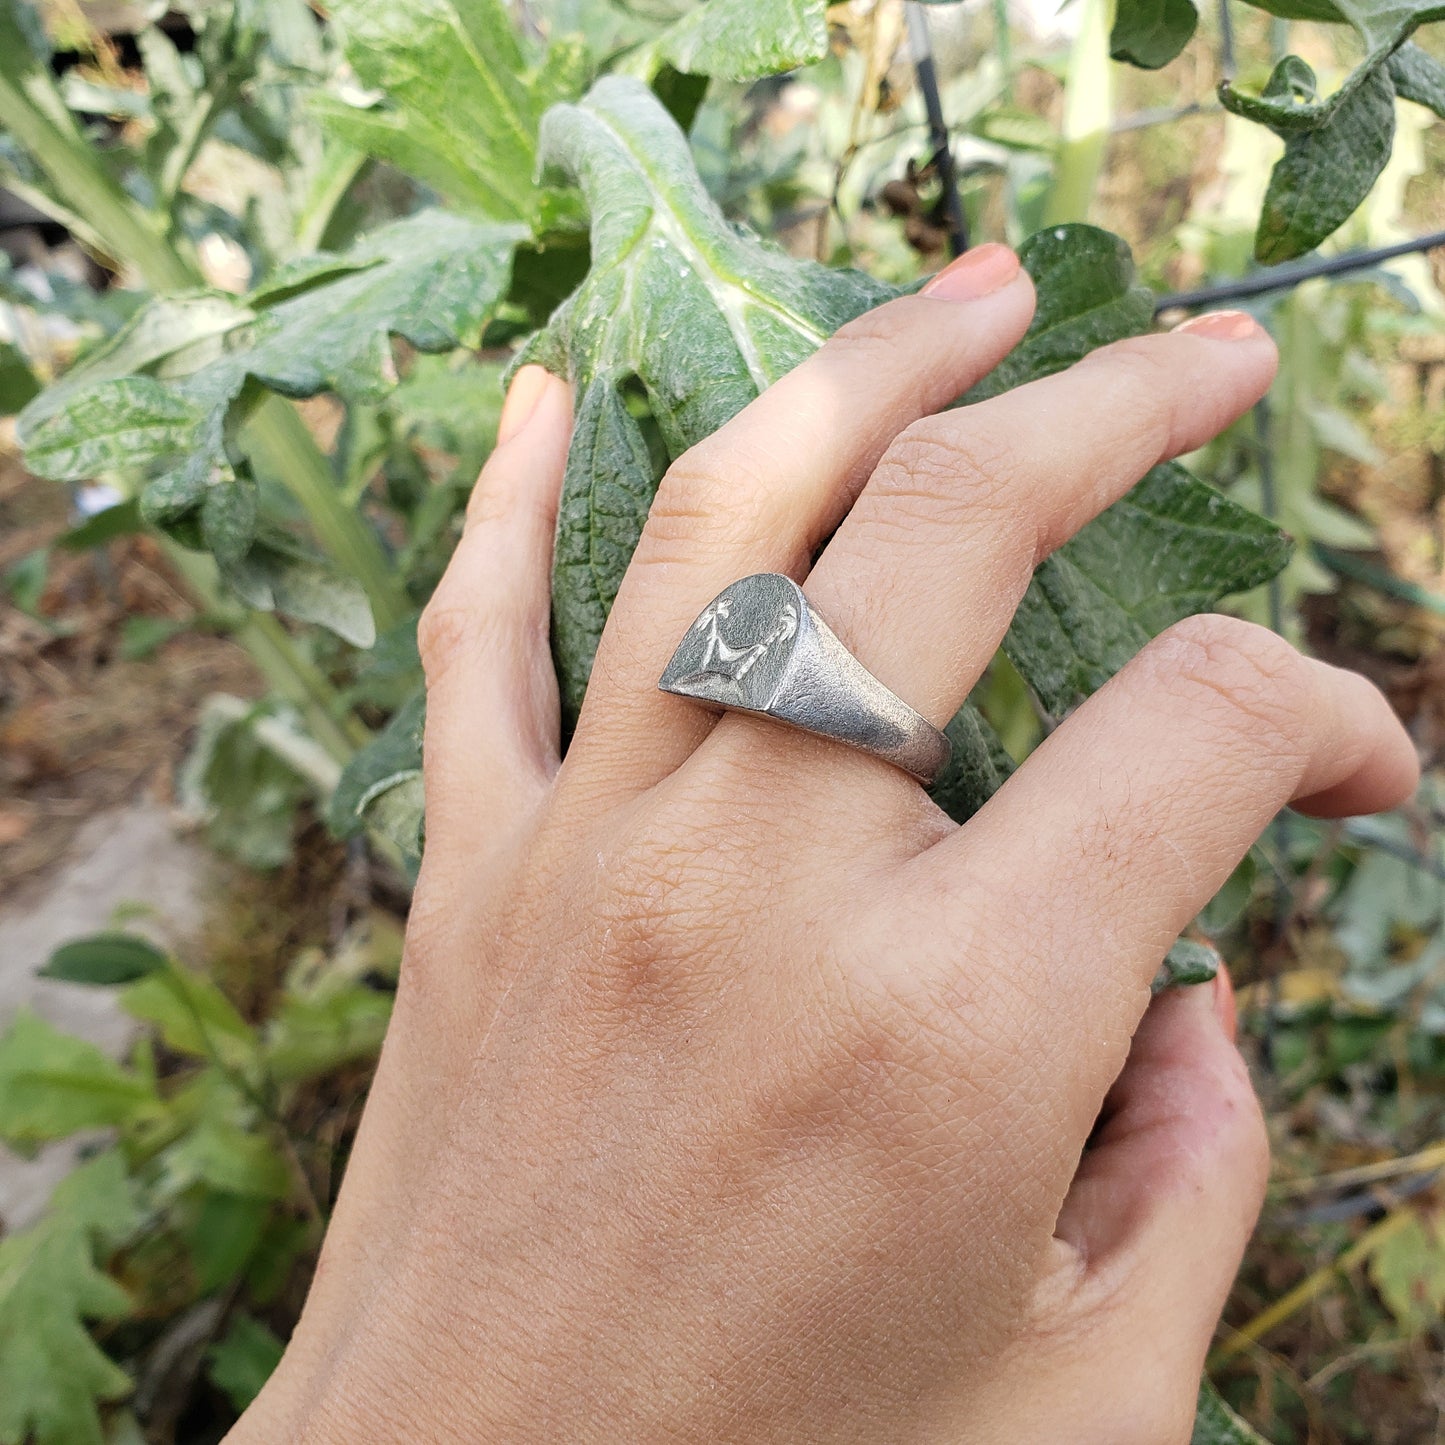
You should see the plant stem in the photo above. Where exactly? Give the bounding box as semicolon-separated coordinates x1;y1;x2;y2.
0;60;192;291
1044;0;1116;226
992;0;1014;101
1208;1206;1414;1366
164;545;368;763
239;397;408;633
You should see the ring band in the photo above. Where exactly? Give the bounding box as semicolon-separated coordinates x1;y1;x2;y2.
658;573;951;786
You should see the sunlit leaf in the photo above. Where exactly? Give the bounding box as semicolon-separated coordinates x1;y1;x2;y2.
528;76;893;723
0;1153;139;1445
121;968;257;1068
0;1011;158;1146
320;0;582;219
660;0;828;80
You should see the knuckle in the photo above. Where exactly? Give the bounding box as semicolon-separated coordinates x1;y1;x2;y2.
569;805;755;1016
1150;614;1310;758
418;570;497;688
636;443;773;566
828;296;918;358
875;415;1027;531
417;592;471;686
1076;336;1183;454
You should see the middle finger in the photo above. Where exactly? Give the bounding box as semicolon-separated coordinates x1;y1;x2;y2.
794;309;1280;738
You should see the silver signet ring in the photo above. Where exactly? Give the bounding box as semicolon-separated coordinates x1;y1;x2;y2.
658;573;951;787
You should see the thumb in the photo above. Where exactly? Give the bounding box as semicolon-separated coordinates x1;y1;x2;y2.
1050;968;1268;1431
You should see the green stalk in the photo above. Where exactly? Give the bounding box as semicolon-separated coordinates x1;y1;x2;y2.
0;62;192;291
1043;0;1117;226
239;397;407;633
164;545;368;763
992;0;1014;102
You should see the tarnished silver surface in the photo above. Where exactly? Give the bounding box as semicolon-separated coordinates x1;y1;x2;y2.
659;573;950;786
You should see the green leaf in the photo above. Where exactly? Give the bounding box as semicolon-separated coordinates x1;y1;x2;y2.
207;1313;285;1412
4;547;48;614
264;984;393;1083
121;968;258;1068
202;473;260;570
1110;0;1199;68
1003;464;1293;717
226;212;526;402
162;1118;292;1200
1369;1207;1445;1334
1152;938;1221;992
0;339;38;412
223;534;376;649
18;213;523;637
927;704;1016;825
532;76;893;722
1198;850;1259;934
40;933;168;987
185;1192;271;1293
1252;63;1397;263
1219;0;1445;259
0;1153;139;1445
964;225;1155;403
178;697;315;869
660;0;829;80
320;0;578;220
18;295;250;434
1389;42;1445;116
0;1011;158;1146
327;690;425;843
1193;1380;1272;1444
56;499;144;552
21;376;204;481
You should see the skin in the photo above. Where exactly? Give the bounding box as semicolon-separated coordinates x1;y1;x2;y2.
228;245;1419;1444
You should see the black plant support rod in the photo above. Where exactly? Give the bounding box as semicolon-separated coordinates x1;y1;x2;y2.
906;3;969;258
1155;226;1445;313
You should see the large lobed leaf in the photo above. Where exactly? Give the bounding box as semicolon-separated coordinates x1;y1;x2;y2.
0;1153;139;1445
525;75;894;726
659;0;829;80
534;80;1290;820
317;0;574;221
19;210;524;642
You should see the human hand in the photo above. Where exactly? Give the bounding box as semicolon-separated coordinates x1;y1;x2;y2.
230;244;1418;1444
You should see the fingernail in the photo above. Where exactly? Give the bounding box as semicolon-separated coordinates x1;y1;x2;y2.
1213;963;1238;1043
1171;309;1263;341
920;243;1021;302
497;364;554;445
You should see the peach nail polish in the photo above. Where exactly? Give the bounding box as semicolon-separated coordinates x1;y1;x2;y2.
920;243;1021;302
1171;310;1262;341
497;364;553;445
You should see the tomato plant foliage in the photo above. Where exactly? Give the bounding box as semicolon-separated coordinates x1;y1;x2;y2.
2;0;1441;1437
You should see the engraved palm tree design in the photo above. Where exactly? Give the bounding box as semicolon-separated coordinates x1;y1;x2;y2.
676;595;799;694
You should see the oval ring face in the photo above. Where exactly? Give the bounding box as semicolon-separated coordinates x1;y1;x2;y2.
659;573;805;714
